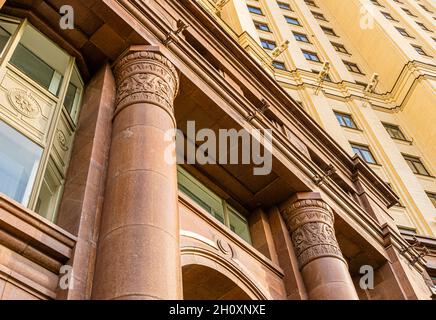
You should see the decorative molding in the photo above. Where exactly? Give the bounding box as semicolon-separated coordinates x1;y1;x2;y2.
163;19;189;46
56;129;69;151
113;49;179;117
8;88;41;118
281;199;345;268
312;164;336;186
216;238;235;259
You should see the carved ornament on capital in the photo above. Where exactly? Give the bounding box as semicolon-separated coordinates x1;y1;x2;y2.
113;48;179;117
281;199;345;269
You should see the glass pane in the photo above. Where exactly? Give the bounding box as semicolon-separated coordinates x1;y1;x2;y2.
10;43;56;91
63;66;83;123
361;149;375;164
177;167;225;222
0;120;42;205
336;114;345;126
63;82;77;115
9;24;70;96
228;206;251;244
35;161;62;221
414;161;428;175
0;20;18;55
406;160;418;174
351;147;360;156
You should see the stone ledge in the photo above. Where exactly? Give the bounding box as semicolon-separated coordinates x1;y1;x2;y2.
0;194;76;273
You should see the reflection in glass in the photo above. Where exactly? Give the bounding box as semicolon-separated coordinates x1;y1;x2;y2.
0;121;42;204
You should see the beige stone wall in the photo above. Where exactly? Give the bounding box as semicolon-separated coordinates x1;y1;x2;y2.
207;0;436;238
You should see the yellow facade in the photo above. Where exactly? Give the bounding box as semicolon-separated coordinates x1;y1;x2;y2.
199;0;436;237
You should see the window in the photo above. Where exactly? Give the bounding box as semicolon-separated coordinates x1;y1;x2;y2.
9;24;70;97
272;61;286;70
0;19;18;56
0;17;83;221
177;167;252;243
321;26;337;36
351;143;377;164
277;1;291;11
412;44;430;56
383;123;407;140
355;81;368;88
416;22;431;32
331;42;349;54
419;4;432;13
312;11;327;21
343;60;363;74
335;112;358;129
302;50;321;62
261;38;276;50
396;27;412;37
426;192;436;208
403;154;430;176
63;66;83;123
0;121;42;205
304;0;318;7
285;16;301;26
293;32;310;43
247;5;263;15
382;12;397;21
371;0;383;7
254;21;270;32
402;8;417;17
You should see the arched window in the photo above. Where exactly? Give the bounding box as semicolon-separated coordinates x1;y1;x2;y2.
0;15;84;222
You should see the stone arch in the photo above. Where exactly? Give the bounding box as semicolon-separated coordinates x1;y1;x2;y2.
181;247;269;300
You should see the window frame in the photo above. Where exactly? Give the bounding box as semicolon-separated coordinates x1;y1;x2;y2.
331;42;349;54
426;192;436;208
382;122;407;141
177;166;252;243
350;143;378;165
402;154;431;176
247;5;263;15
302;49;321;62
0;16;84;222
293;31;310;43
284;16;301;26
334;111;359;130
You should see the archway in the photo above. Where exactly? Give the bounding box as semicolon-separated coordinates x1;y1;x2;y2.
183;264;252;300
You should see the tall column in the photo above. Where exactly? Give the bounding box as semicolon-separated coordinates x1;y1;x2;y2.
92;46;182;300
280;193;358;300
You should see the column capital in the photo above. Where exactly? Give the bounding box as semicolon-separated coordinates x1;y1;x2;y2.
113;45;179;118
280;193;345;269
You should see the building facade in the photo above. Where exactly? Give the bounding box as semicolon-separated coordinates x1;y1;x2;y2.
0;0;434;300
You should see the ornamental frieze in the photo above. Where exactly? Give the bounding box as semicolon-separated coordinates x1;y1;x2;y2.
7;88;41;118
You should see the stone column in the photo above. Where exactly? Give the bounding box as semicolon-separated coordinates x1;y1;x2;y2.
92;46;182;300
280;193;358;300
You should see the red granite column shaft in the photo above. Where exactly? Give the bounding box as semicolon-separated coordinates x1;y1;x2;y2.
92;46;182;300
280;193;358;300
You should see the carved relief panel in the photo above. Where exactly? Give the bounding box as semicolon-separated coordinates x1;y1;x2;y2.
0;67;57;145
51;111;74;176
